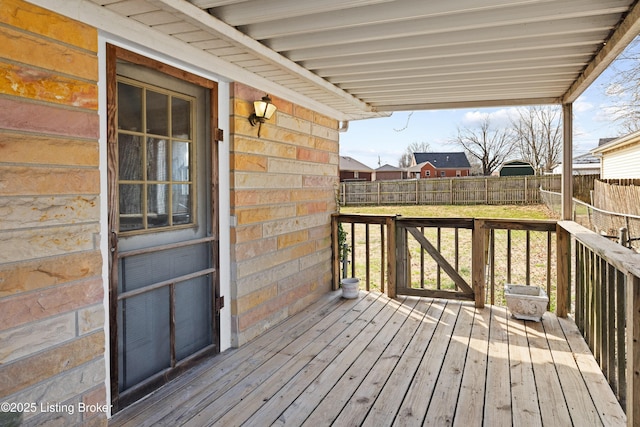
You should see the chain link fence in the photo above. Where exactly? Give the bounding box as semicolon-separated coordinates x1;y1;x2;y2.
540;188;640;252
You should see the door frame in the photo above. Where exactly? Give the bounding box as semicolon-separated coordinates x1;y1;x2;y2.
106;44;221;411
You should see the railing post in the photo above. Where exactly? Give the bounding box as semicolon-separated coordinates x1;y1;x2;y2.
627;273;640;427
472;219;486;308
556;223;570;318
331;214;340;291
386;216;397;298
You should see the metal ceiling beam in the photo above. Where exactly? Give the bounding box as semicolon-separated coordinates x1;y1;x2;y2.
241;0;557;39
373;97;561;112
286;17;616;62
300;33;607;70
264;0;629;51
209;0;393;26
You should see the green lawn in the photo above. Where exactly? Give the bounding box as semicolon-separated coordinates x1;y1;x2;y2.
341;204;556;220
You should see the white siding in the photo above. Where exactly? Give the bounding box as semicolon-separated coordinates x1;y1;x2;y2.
600;142;640;179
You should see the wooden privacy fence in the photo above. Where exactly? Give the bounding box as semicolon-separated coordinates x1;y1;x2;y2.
340;175;561;206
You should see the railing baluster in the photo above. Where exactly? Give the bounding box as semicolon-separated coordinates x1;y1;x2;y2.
454;228;459;291
350;222;356;279
365;224;370;291
380;224;385;294
526;230;531;286
506;229;512;284
437;227;442;290
489;229;495;305
605;263;616;387
616;269;626;405
420;226;425;289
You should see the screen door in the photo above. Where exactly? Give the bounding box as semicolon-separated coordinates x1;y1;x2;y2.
107;47;220;410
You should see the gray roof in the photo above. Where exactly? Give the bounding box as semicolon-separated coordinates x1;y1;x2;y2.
413;152;471;169
376;164;402;172
598;137;617;146
339;156;373;172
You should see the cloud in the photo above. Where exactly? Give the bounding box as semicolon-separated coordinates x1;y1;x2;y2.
461;108;519;128
573;96;593;113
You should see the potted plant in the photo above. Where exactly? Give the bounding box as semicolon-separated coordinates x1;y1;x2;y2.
338;222;359;298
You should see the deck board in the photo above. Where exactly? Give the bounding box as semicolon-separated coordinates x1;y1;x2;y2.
109;291;626;427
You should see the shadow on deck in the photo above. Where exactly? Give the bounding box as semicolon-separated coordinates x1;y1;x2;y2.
110;290;625;426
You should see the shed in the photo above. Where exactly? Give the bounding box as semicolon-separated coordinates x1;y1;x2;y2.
498;160;535;176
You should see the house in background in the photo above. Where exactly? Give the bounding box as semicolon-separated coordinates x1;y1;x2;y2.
408;152;471;179
552;152;601;176
591;131;640;179
375;164;406;181
497;160;535;176
339;156;374;181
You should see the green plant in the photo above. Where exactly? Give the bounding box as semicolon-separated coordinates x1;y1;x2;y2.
338;222;350;261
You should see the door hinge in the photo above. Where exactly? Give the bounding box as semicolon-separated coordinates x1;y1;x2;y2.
215;295;225;312
213;128;224;142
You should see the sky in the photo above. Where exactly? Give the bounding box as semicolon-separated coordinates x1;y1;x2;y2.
339;43;637;170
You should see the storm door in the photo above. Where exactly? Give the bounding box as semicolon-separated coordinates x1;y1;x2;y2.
107;46;221;411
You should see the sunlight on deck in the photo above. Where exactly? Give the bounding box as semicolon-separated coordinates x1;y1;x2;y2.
110;291;625;426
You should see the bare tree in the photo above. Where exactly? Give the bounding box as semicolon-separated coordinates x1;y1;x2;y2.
398;141;431;168
511;106;562;174
451;116;513;176
602;36;640;133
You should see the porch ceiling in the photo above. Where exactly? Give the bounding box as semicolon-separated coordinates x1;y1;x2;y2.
96;0;640;120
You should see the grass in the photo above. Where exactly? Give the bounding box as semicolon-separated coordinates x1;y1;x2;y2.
339;204;557;309
341;204;556;219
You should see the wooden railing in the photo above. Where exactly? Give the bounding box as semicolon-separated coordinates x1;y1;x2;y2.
332;214;639;426
331;214;556;308
557;221;640;426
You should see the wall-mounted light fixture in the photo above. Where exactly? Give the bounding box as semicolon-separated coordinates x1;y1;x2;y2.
248;94;277;137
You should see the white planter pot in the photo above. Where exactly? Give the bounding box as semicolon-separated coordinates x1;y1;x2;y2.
504;284;548;322
341;278;360;299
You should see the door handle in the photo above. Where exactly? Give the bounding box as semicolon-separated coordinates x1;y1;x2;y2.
110;229;118;253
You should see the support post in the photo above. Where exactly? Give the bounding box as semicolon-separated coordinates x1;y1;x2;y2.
386;216;397;298
472;219;486;308
556;223;570;318
331;215;340;290
562;103;573;220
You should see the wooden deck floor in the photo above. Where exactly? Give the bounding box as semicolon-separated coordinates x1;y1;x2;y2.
110;291;626;426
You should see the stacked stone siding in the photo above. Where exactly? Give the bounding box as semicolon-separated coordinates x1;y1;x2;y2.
230;83;339;346
0;1;105;425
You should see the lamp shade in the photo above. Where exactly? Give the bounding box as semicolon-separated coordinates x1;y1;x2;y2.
253;95;277;120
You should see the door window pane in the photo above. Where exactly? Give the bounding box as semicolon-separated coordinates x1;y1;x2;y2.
119;184;143;231
172;184;191;225
118;135;143;181
118;83;142;131
117;78;196;233
146;91;168;136
172;142;190;181
148;184;169;228
172;97;191;138
147;138;168;181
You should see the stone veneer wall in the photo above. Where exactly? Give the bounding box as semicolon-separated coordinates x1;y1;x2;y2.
230;83;339;346
0;1;106;425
